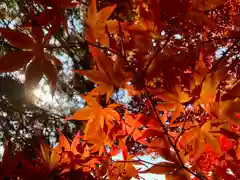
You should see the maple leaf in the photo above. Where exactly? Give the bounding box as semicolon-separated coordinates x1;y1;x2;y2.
152;85;191;123
39;130;72;170
39;143;61;170
85;0;119;47
28;0;79;41
124;113;146;140
40;129;98;173
84;128;108;156
74;50;129;101
108;155;141;180
0;27;61;95
196;64;229;116
55;129;98;172
67;95;121;141
179;121;223;161
124;112;162;141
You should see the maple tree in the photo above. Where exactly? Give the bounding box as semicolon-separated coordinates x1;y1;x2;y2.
0;0;240;179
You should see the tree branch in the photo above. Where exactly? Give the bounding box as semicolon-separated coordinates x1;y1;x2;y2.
143;87;207;180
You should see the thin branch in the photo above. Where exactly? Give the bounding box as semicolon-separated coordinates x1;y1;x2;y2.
143;87;207;180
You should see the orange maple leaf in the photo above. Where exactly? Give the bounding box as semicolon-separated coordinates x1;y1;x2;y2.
74;50;130;101
85;0;119;47
67;95;121;140
151;85;191;123
108;155;141;180
39;142;61;170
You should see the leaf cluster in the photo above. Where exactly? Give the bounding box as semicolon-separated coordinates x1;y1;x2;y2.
0;0;240;179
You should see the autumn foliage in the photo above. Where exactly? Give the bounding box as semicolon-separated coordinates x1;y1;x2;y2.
1;0;240;179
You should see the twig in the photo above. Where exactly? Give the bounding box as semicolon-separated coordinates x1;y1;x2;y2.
143;87;207;180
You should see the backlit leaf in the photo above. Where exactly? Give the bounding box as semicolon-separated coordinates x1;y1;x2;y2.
57;129;71;152
85;0;118;46
0;28;35;49
25;59;44;90
43;59;58;94
0;51;33;72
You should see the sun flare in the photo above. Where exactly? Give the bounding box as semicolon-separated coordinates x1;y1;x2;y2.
33;81;53;104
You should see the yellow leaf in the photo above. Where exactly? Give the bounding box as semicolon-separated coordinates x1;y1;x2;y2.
39;143;61;170
40;143;51;165
179;92;191;103
73;96;120;141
